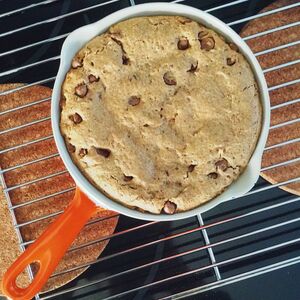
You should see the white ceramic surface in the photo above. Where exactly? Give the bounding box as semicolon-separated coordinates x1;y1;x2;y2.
52;2;270;221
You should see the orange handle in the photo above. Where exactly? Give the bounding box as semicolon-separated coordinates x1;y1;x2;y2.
1;187;97;300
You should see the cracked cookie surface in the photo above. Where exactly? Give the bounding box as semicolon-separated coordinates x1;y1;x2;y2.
60;16;262;214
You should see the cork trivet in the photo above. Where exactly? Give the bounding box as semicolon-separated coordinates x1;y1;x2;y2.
0;186;30;295
0;84;119;294
240;0;300;196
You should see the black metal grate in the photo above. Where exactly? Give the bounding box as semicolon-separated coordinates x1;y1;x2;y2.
0;0;299;299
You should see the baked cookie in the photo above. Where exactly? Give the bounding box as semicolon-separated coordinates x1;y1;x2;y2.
61;16;262;214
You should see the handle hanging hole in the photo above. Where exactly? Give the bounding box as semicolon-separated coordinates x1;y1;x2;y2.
15;261;40;289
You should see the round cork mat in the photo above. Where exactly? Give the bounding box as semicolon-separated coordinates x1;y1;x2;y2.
240;0;300;195
0;84;119;295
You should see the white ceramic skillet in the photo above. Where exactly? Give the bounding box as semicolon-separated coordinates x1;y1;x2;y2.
2;3;270;299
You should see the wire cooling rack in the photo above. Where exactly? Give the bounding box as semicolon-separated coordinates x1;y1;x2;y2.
0;0;299;299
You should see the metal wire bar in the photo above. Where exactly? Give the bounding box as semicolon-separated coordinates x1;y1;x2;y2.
0;56;60;78
227;2;300;26
22;221;158;248
268;78;300;91
271;98;300;110
0;96;51;116
205;0;250;13
261;157;300;172
263;59;300;73
0;77;55;96
197;214;222;281
16;211;62;230
16;205;118;233
3;170;68;192
0;116;51;135
0;33;68;58
245;177;300;197
0;153;60;174
172;0;250;10
265;137;300;151
10;187;75;210
255;40;300;57
85;213;119;226
0;135;53;155
270;117;300;130
243;21;300;41
0;0;60;19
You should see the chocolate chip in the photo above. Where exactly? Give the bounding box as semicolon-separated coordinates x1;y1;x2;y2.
229;42;239;52
88;74;99;83
96;148;111;158
75;83;88;98
208;172;218;179
128;96;141;106
67;143;76;153
177;37;190;50
188;164;196;172
69;113;82;124
72;58;83;69
187;61;198;73
165;170;170;176
200;37;215;51
143;124;149;127
79;148;88;158
162;201;177;214
163;72;177;85
226;57;236;66
215;158;229;171
123;175;133;182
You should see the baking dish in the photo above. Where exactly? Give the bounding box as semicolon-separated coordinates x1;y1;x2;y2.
53;2;270;221
2;3;270;299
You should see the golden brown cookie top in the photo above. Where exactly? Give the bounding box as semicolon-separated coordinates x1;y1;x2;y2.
60;16;262;214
